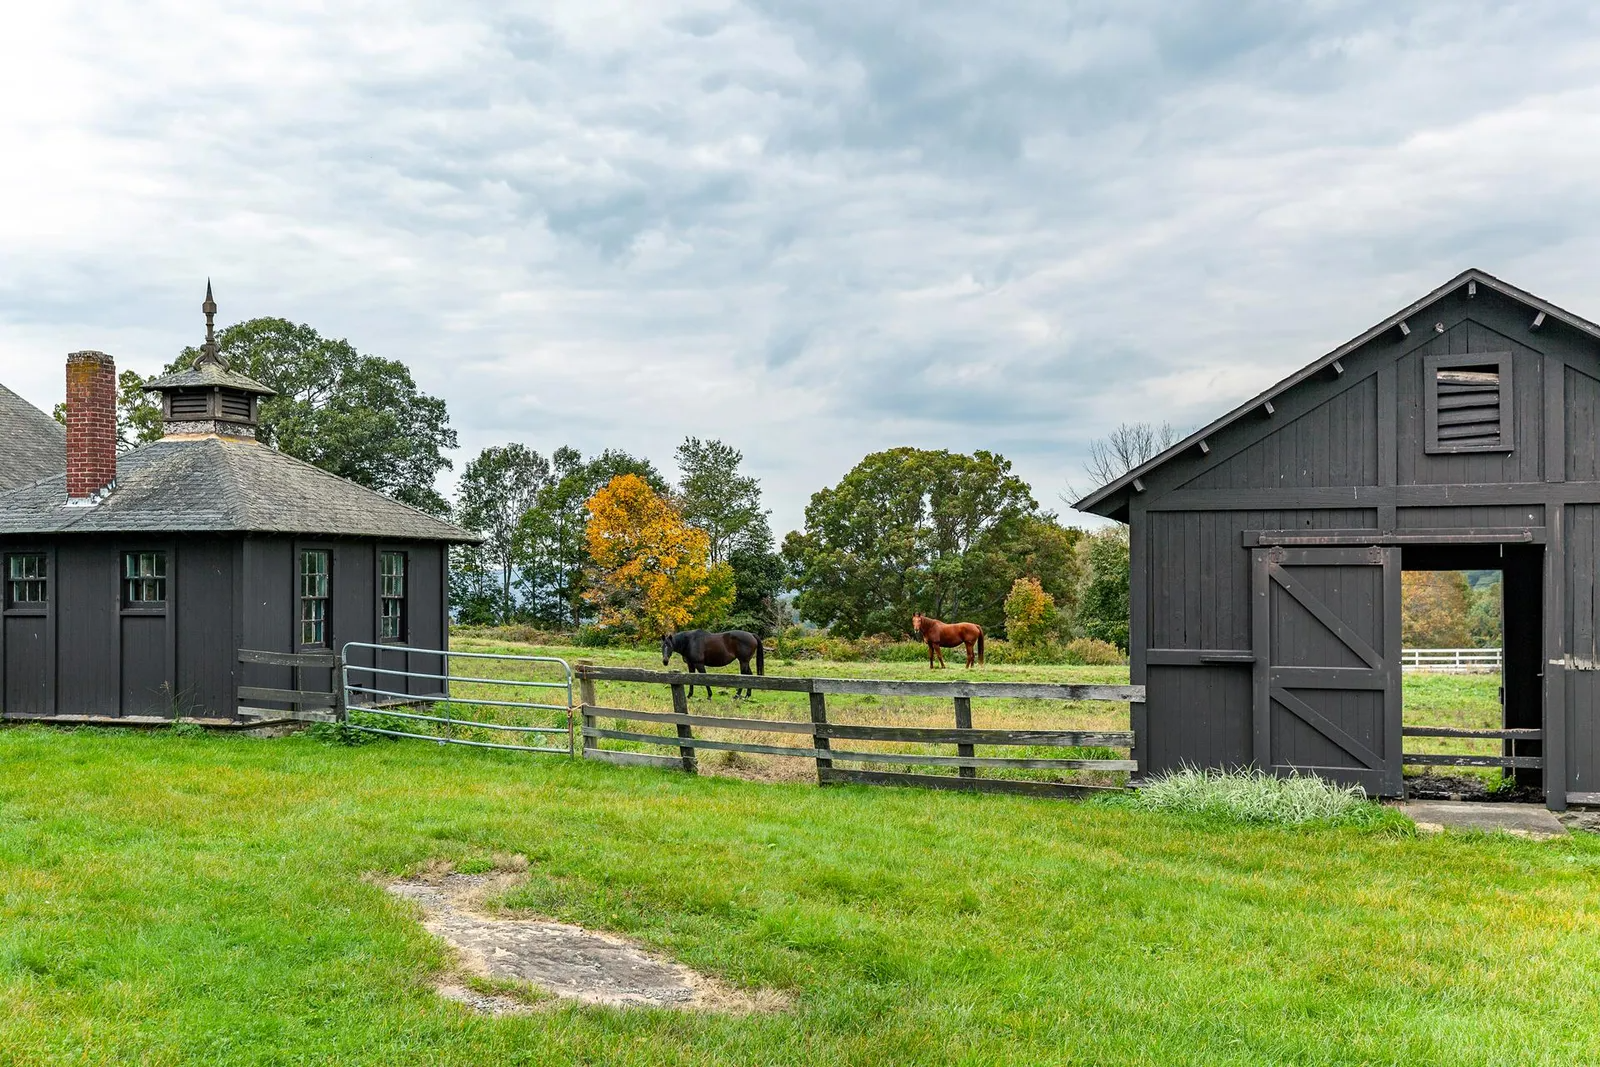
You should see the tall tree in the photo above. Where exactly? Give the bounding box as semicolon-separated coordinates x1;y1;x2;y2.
674;437;767;564
518;447;667;628
584;474;733;636
1076;527;1131;650
781;448;1053;637
455;444;550;623
725;524;791;636
130;318;458;514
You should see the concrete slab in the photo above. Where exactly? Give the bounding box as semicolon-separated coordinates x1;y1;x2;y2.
1395;800;1567;839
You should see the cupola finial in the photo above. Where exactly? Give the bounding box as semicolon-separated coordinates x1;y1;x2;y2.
197;279;225;367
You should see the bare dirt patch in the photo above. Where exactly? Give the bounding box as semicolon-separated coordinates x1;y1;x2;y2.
387;867;783;1015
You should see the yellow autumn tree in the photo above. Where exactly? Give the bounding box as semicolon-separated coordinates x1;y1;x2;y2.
584;474;734;635
1401;570;1473;647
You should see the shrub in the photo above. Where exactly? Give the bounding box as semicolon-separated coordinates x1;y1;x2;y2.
1121;767;1405;829
1063;637;1125;666
573;625;614;648
1004;577;1058;651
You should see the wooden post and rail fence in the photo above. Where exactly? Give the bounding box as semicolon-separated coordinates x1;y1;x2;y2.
575;664;1146;799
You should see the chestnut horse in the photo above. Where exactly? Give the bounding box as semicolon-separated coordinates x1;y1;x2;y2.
911;614;985;669
662;629;765;698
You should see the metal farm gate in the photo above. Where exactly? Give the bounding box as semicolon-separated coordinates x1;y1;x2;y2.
340;642;574;754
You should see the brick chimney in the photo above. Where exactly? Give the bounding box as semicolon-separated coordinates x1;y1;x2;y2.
66;350;118;501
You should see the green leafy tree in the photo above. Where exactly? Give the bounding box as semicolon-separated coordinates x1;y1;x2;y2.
449;544;501;625
455;444;550;623
517;447;667;628
130;318;457;514
725;524;792;636
674;437;767;565
1004;577;1059;652
782;448;1051;637
1077;527;1130;650
1467;577;1503;649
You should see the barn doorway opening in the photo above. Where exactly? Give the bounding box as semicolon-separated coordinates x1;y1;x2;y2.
1399;544;1543;799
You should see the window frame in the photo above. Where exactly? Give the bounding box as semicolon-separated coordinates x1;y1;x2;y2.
378;550;408;644
121;549;169;611
298;547;332;649
4;551;49;614
1423;351;1514;455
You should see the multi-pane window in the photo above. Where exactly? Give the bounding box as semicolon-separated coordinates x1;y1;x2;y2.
380;551;407;641
6;554;47;607
300;550;330;646
123;551;167;605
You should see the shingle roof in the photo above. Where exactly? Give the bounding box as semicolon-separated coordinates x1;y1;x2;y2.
143;361;276;396
0;435;478;542
0;382;68;491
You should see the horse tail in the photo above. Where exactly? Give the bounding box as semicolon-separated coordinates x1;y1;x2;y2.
977;628;986;665
756;636;765;676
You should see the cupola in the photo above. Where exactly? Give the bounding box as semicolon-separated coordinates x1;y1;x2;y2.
143;282;276;439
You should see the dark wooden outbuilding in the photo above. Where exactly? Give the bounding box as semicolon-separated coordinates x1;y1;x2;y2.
0;290;477;722
1077;269;1600;810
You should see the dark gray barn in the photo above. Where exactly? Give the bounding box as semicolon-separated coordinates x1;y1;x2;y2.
0;293;476;722
1077;269;1600;810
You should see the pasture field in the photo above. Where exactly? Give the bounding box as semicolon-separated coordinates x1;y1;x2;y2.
2;726;1600;1066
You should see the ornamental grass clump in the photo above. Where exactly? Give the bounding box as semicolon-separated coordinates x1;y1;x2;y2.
1127;766;1398;828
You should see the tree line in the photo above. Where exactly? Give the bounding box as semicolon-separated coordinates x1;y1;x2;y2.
94;316;1134;646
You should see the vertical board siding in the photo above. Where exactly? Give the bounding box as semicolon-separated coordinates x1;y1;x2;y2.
240;538;295;705
3;617;47;714
1566;366;1600;482
55;542;118;715
174;538;235;716
120;615;168;715
1182;374;1379;491
1144;666;1251;774
1567;505;1600;795
407;544;447;695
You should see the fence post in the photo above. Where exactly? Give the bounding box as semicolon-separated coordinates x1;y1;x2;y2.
577;661;596;759
953;696;976;779
670;683;698;775
809;691;831;782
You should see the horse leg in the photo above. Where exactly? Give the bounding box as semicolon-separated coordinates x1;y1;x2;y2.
965;640;975;668
927;640;935;670
935;645;946;669
738;656;753;699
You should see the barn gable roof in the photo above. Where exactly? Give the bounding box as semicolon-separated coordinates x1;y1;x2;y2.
0;435;479;542
0;382;68;492
1073;268;1600;519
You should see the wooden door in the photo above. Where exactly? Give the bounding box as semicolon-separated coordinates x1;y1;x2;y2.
1251;546;1402;796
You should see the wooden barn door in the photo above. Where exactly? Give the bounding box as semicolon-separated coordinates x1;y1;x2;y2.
1250;546;1402;796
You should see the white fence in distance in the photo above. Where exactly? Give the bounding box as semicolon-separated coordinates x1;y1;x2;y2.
1401;647;1502;673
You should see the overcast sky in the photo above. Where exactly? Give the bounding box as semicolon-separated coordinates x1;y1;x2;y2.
3;3;1599;534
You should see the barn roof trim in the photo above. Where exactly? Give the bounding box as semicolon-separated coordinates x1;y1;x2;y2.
1073;268;1600;518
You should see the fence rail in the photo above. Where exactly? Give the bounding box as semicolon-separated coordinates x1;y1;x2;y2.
236;648;339;722
1401;647;1502;673
575;665;1144;799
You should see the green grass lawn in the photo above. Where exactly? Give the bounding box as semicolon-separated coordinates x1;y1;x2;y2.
2;727;1599;1065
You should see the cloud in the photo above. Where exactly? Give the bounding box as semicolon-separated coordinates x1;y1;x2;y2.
3;1;1600;533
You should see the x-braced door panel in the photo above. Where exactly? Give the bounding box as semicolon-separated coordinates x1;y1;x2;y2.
1250;546;1402;796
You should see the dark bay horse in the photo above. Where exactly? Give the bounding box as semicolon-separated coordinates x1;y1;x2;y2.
662;629;765;697
912;614;985;669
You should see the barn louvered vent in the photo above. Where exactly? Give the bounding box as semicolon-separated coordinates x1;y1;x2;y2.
1435;365;1502;448
169;391;209;418
219;391;252;420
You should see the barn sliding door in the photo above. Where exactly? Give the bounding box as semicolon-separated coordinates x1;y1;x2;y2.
1250;546;1402;796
